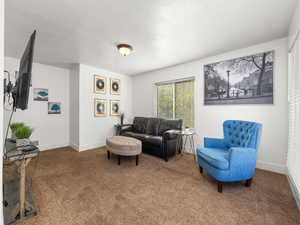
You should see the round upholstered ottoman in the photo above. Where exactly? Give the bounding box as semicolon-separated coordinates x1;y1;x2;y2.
106;136;142;166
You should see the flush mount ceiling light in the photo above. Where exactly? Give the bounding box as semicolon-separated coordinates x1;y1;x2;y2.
117;44;133;56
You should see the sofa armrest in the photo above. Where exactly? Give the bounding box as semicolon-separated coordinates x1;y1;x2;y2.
163;129;180;141
119;124;133;134
204;137;226;149
229;147;257;168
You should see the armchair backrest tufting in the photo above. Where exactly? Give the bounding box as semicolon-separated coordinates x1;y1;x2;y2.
223;120;262;150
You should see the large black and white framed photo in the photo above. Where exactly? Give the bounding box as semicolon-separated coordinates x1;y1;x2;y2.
94;99;107;117
94;75;106;94
204;51;274;105
110;78;120;95
110;100;120;116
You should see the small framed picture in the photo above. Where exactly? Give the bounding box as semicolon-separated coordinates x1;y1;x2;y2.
94;99;107;117
94;75;106;94
110;100;120;116
110;78;120;95
48;102;61;114
33;88;48;101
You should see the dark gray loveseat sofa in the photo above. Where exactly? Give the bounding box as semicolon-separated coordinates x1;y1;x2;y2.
120;117;182;161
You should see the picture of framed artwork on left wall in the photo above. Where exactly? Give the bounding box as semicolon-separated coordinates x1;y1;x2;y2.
33;88;48;101
48;102;61;114
94;99;107;117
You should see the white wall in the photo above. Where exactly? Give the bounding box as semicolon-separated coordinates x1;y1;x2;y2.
4;57;70;150
70;64;133;151
289;0;300;49
0;0;4;223
132;38;288;174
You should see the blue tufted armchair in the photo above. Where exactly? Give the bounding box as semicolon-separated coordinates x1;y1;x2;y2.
197;120;262;193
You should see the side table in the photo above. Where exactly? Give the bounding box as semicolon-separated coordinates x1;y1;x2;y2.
175;129;197;161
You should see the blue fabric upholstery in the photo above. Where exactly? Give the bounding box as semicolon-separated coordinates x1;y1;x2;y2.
197;120;262;182
197;148;229;170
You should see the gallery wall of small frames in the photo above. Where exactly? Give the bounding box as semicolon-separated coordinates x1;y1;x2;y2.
94;75;121;117
33;88;61;114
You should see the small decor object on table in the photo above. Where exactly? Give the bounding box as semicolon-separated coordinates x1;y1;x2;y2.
110;100;120;116
120;112;124;125
10;122;24;140
48;102;61;114
14;125;33;147
175;128;196;161
110;78;120;95
94;75;106;94
94;99;107;117
33;88;48;101
106;136;142;166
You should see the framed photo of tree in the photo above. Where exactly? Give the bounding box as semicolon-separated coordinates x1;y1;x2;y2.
94;99;107;117
94;75;106;94
48;102;61;114
204;50;274;105
110;100;120;116
110;78;120;95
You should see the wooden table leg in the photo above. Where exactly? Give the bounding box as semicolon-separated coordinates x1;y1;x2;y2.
19;159;26;218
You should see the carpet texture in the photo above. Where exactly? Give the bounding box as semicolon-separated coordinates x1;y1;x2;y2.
5;147;300;225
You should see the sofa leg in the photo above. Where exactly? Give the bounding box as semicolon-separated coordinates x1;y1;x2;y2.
245;178;252;187
118;155;121;165
217;181;223;193
136;155;139;166
107;151;110;160
199;166;203;174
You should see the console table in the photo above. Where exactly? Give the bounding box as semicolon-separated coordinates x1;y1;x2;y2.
4;140;39;224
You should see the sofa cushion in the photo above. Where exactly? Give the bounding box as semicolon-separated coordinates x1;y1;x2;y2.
197;148;229;170
144;135;163;147
133;117;148;133
158;119;182;136
122;131;147;141
145;118;161;136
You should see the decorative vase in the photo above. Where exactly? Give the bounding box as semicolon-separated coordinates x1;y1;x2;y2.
11;132;16;140
16;138;30;147
120;114;124;125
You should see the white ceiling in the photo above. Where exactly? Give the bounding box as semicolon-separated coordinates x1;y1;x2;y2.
5;0;297;75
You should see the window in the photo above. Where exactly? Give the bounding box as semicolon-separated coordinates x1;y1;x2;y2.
156;79;194;128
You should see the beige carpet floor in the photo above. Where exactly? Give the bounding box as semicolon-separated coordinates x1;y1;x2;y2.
6;147;300;225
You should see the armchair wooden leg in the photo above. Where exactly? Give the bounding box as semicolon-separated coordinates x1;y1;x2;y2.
245;178;252;187
199;166;203;174
217;181;223;193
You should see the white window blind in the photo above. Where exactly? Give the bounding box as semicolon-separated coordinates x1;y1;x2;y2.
287;31;300;201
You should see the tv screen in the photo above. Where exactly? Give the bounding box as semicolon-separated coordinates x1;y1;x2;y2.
13;30;36;110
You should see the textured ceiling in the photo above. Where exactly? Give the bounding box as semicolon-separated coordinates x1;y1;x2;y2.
5;0;297;75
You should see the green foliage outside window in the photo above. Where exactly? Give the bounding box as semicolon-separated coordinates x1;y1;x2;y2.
157;80;194;128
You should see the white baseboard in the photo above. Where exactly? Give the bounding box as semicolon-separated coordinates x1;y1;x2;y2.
78;141;105;152
39;143;70;151
69;143;80;151
286;168;300;211
256;160;286;174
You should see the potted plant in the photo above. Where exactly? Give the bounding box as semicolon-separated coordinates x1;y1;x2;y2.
10;122;25;140
15;125;33;147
